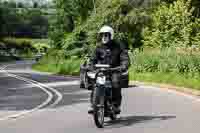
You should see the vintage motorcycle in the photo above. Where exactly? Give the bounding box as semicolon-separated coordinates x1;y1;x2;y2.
86;64;121;128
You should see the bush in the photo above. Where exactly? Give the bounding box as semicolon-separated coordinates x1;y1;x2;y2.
1;38;50;56
143;0;200;48
58;57;82;75
2;38;33;49
35;52;83;75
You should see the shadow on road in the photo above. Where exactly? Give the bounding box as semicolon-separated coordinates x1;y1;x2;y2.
104;115;176;128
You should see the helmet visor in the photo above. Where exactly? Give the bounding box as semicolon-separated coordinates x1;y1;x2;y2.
99;32;111;38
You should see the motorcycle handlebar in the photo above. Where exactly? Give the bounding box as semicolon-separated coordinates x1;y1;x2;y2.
81;64;122;72
108;67;121;72
82;66;121;72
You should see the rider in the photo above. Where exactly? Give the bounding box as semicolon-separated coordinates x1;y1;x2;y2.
88;25;129;114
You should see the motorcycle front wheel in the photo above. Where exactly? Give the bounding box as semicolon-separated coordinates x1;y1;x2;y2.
109;111;117;121
93;96;105;128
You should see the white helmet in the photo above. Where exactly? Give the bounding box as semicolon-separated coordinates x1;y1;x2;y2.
98;25;114;40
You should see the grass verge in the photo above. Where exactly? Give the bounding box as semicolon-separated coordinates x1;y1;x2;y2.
32;57;82;76
33;60;200;91
129;71;200;90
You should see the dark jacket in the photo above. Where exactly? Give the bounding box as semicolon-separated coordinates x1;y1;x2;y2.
90;40;129;72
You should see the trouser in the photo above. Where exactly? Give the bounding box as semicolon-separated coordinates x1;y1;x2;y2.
111;72;122;107
90;72;122;107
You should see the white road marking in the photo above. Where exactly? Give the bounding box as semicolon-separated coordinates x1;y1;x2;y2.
72;98;90;102
0;68;53;120
7;73;63;108
0;63;65;120
62;90;90;95
25;81;80;88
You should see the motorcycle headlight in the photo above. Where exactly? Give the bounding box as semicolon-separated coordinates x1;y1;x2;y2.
96;76;106;85
87;72;96;79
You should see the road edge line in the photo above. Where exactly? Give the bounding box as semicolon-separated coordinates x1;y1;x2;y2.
0;64;54;121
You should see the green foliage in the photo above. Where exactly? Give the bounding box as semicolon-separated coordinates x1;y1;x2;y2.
34;0;200;90
58;56;81;75
58;0;157;58
49;0;96;48
132;48;200;78
2;38;34;49
35;50;82;75
0;38;49;57
54;0;97;25
143;0;200;48
129;72;200;90
0;2;49;38
75;0;94;22
191;0;200;17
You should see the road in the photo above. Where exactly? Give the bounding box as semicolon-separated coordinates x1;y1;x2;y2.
0;60;200;133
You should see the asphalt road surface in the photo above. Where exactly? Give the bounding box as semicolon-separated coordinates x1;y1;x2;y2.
0;60;200;133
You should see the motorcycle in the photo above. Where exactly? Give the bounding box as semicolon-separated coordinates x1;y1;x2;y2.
80;53;129;90
87;64;121;128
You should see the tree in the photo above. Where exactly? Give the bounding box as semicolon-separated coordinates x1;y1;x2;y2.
191;0;200;17
54;0;77;32
6;0;17;8
48;0;96;48
0;6;4;37
0;2;49;38
143;0;200;48
75;0;94;21
33;2;39;8
17;2;24;8
53;0;95;32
